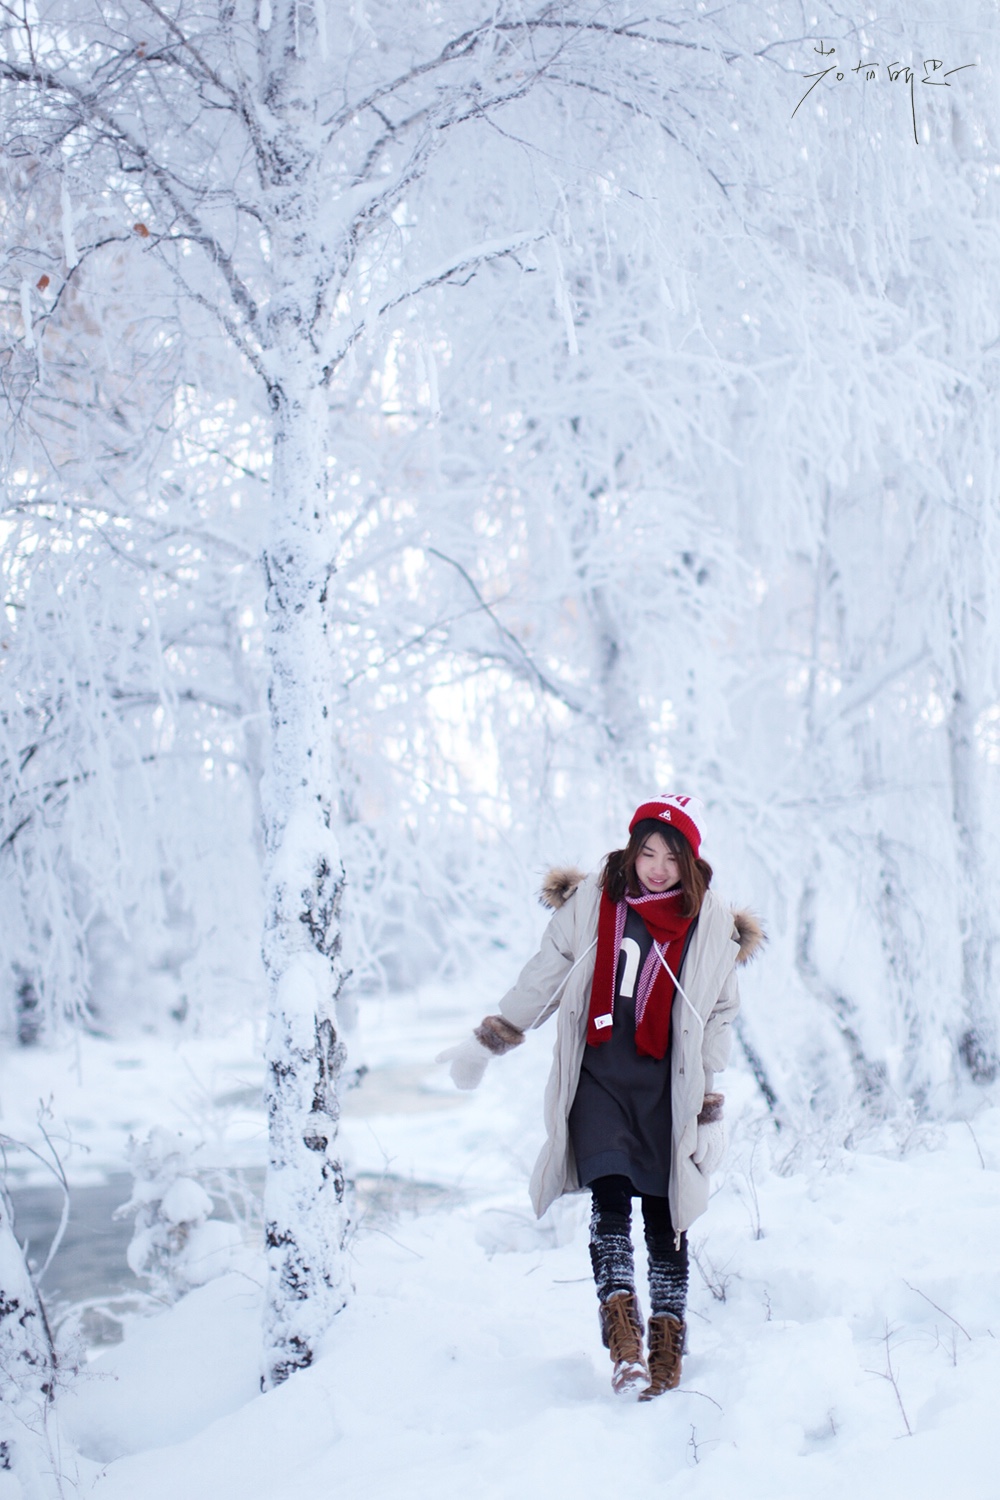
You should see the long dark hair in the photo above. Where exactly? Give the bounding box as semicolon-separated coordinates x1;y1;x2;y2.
601;818;712;918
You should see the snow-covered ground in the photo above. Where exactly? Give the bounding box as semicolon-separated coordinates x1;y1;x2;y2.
4;972;1000;1499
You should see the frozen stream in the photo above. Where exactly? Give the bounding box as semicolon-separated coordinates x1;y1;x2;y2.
10;1175;133;1302
7;1061;463;1345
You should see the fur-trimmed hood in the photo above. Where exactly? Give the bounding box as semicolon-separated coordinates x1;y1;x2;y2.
539;865;764;965
732;909;765;964
540;866;587;911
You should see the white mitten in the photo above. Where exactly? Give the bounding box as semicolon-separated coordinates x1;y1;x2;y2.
436;1014;525;1091
435;1035;492;1090
692;1093;727;1174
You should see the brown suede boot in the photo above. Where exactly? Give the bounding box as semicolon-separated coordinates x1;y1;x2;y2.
639;1314;685;1399
599;1290;648;1395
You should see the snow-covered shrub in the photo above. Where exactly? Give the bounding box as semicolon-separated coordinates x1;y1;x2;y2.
115;1130;243;1303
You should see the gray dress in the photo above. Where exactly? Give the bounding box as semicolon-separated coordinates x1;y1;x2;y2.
568;905;689;1198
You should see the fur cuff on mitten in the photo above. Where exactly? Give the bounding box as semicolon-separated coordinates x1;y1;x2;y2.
692;1093;727;1174
698;1092;725;1125
473;1014;524;1056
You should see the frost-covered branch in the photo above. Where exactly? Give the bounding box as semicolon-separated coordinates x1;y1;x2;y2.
323;231;547;380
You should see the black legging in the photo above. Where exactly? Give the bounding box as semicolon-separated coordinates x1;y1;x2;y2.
589;1173;688;1319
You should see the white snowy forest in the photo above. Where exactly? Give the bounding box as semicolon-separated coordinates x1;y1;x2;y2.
2;0;1000;1494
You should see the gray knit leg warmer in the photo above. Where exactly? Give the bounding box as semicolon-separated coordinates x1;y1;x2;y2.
645;1230;688;1321
589;1209;636;1306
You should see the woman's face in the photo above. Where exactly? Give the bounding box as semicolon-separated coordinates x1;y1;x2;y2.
635;832;681;893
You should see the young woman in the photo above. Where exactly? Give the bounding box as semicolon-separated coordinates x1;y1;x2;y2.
440;795;763;1399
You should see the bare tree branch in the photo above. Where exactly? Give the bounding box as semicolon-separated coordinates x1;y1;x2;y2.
428;546;591;717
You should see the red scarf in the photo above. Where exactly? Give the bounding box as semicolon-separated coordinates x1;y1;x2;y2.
586;886;693;1060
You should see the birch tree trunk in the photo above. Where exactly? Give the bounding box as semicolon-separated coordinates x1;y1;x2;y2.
260;376;349;1386
257;12;349;1388
948;597;998;1085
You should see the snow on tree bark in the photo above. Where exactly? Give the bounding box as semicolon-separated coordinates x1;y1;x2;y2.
948;599;999;1084
0;1182;55;1489
247;0;362;1383
259;372;350;1383
0;1186;52;1401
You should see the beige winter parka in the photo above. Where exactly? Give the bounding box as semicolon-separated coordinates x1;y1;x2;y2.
494;868;763;1231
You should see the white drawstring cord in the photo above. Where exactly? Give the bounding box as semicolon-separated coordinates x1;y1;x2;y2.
653;941;703;1033
528;937;599;1028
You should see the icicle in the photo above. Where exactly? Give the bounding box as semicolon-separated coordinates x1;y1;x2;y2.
60;180;79;270
589;245;604;309
551;240;579;357
19;280;34;349
315;0;328;59
258;0;272;30
425;343;440;417
350;0;374;38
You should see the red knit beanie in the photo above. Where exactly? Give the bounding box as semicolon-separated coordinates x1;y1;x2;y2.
628;794;705;859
